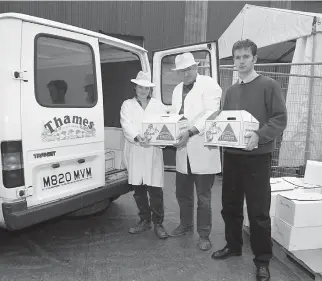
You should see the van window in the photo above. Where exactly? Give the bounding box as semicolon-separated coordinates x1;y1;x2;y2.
161;50;211;105
35;36;97;108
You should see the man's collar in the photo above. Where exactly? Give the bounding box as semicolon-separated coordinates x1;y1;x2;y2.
238;70;259;84
182;74;198;90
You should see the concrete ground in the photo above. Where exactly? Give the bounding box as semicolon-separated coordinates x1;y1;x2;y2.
0;172;304;281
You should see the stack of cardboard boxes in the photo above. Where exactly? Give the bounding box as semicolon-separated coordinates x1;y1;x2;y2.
244;162;322;251
273;190;322;251
272;161;322;251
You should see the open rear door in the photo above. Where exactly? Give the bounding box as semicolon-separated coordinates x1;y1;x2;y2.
20;21;105;207
152;42;220;170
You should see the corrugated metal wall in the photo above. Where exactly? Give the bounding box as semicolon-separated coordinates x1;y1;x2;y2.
0;1;185;54
0;1;320;54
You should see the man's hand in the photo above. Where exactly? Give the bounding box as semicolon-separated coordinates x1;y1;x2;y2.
174;131;190;148
244;132;259;151
136;135;151;148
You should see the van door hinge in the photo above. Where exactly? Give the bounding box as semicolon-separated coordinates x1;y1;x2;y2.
13;71;28;82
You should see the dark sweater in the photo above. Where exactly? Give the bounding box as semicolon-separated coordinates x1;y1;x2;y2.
223;75;287;155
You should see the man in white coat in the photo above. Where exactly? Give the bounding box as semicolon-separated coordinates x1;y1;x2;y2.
170;52;222;251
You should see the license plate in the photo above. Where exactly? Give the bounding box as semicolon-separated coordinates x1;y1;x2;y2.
42;167;92;190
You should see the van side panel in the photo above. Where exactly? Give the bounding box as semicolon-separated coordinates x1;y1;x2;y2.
0;18;23;201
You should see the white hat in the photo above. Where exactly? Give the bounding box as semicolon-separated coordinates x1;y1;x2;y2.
172;52;200;71
131;71;155;87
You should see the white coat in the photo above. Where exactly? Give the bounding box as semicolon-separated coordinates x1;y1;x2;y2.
171;74;222;174
120;97;167;187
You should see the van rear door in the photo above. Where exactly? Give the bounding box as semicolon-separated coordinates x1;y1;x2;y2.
20;22;105;207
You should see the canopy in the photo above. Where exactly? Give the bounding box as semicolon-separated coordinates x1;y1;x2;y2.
219;4;322;62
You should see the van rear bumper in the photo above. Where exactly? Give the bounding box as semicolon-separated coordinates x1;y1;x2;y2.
2;179;131;230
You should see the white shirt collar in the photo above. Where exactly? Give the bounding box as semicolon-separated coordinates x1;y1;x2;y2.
238;70;259;84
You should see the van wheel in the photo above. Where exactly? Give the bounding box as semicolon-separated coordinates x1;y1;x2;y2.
66;199;110;217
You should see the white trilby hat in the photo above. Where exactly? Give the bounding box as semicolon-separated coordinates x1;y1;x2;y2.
172;52;200;71
131;71;155;87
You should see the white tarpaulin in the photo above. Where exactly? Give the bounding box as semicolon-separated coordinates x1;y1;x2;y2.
219;4;322;166
279;33;322;166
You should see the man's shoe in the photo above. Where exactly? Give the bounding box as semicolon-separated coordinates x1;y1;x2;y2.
128;220;152;234
211;246;242;260
198;237;212;251
256;265;270;281
154;224;169;239
170;224;193;237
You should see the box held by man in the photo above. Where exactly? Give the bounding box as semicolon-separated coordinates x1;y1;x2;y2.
205;110;259;148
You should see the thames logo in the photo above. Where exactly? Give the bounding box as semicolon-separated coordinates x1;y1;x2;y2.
41;115;96;142
218;123;238;142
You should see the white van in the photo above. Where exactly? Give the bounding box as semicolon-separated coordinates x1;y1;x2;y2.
0;13;220;230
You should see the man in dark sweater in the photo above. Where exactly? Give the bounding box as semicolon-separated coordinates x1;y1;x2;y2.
211;39;287;281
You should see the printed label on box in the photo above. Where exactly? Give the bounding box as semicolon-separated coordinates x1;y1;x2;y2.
156;125;175;141
218;123;238;142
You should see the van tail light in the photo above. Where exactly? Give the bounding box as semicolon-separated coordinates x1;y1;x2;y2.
1;141;25;188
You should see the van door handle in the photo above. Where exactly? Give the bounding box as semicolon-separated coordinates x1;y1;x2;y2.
51;163;60;169
78;159;85;164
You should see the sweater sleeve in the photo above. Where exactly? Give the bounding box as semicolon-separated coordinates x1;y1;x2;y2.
255;80;287;144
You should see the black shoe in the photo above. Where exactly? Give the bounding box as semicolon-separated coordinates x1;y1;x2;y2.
128;220;152;234
211;246;242;260
256;265;270;281
154;224;168;239
170;224;193;237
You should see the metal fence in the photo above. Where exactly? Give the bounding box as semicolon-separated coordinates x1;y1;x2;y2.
219;63;322;178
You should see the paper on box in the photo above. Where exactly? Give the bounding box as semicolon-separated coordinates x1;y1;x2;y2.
271;177;296;192
104;127;125;150
272;217;322;251
204;110;259;148
304;160;322;187
276;191;322;227
142;114;188;145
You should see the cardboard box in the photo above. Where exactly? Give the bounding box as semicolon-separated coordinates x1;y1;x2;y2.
105;149;124;170
105;151;115;172
272;217;322;251
275;191;322;227
304;160;322;187
205;110;259;148
142;114;188;145
104;127;125;150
